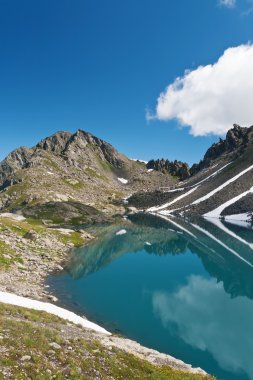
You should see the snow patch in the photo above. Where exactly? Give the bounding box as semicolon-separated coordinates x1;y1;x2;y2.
204;186;253;218
189;162;232;188
148;187;198;212
192;164;253;205
122;194;132;205
0;291;111;335
224;213;252;228
160;188;185;193
118;178;128;184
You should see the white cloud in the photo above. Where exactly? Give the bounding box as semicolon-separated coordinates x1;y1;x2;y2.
153;44;253;136
219;0;236;8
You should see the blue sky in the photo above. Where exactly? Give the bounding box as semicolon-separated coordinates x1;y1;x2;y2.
0;0;253;164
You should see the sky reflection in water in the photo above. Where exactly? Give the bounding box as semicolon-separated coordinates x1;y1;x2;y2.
48;214;253;380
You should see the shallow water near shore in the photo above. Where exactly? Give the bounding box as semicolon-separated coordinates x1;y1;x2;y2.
48;214;253;380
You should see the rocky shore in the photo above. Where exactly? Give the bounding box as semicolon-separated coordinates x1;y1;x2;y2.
0;214;210;378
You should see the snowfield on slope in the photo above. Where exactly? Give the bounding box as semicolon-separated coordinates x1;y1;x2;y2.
224;213;252;228
0;291;111;335
147;187;198;212
146;162;232;214
188;162;232;188
192;164;253;205
204;186;253;218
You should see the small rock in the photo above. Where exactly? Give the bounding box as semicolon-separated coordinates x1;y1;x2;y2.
24;230;37;241
47;350;55;355
21;355;31;362
47;295;58;302
49;342;61;350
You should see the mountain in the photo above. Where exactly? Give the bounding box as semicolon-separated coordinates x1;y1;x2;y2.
146;159;190;180
129;124;253;222
0;129;175;224
1;125;252;224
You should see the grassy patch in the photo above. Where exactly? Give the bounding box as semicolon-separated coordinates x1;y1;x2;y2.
85;167;108;182
50;230;87;247
0;240;23;268
0;303;215;380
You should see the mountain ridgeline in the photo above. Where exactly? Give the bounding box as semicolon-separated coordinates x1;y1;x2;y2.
129;124;253;221
0;124;252;223
146;124;251;179
0;129;174;224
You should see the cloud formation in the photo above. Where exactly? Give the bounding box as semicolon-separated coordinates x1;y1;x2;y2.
219;0;236;8
152;44;253;136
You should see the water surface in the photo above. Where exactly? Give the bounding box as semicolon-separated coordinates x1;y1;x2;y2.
48;214;253;380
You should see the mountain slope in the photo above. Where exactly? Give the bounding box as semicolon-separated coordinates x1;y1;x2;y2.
0;129;175;221
129;124;253;222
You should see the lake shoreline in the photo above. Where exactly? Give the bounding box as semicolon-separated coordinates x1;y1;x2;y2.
0;215;209;377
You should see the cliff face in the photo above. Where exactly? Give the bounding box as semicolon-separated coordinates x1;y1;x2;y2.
190;124;251;175
146;159;190;180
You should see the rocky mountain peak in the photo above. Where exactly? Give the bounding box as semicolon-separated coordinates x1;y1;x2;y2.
225;124;248;150
0;146;34;188
190;124;251;175
36;131;72;154
35;129;125;169
146;159;190;180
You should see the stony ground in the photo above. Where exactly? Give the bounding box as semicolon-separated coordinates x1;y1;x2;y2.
0;215;91;300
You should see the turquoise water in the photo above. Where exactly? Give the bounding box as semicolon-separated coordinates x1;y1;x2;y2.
48;214;253;380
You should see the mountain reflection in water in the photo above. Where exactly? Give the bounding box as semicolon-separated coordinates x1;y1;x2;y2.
66;213;253;300
48;213;253;380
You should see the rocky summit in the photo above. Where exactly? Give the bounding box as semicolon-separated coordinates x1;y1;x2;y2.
0;129;175;223
146;159;190;180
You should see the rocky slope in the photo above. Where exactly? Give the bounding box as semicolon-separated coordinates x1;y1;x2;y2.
129;124;253;222
0;129;175;223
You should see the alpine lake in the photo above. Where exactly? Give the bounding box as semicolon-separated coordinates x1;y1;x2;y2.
47;213;253;380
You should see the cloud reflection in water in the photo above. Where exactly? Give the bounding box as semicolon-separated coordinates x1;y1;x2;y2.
152;275;253;379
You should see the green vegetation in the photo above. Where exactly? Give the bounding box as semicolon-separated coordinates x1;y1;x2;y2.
0;216;87;272
19;201;110;226
0;239;23;269
0;303;215;380
85;167;109;182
